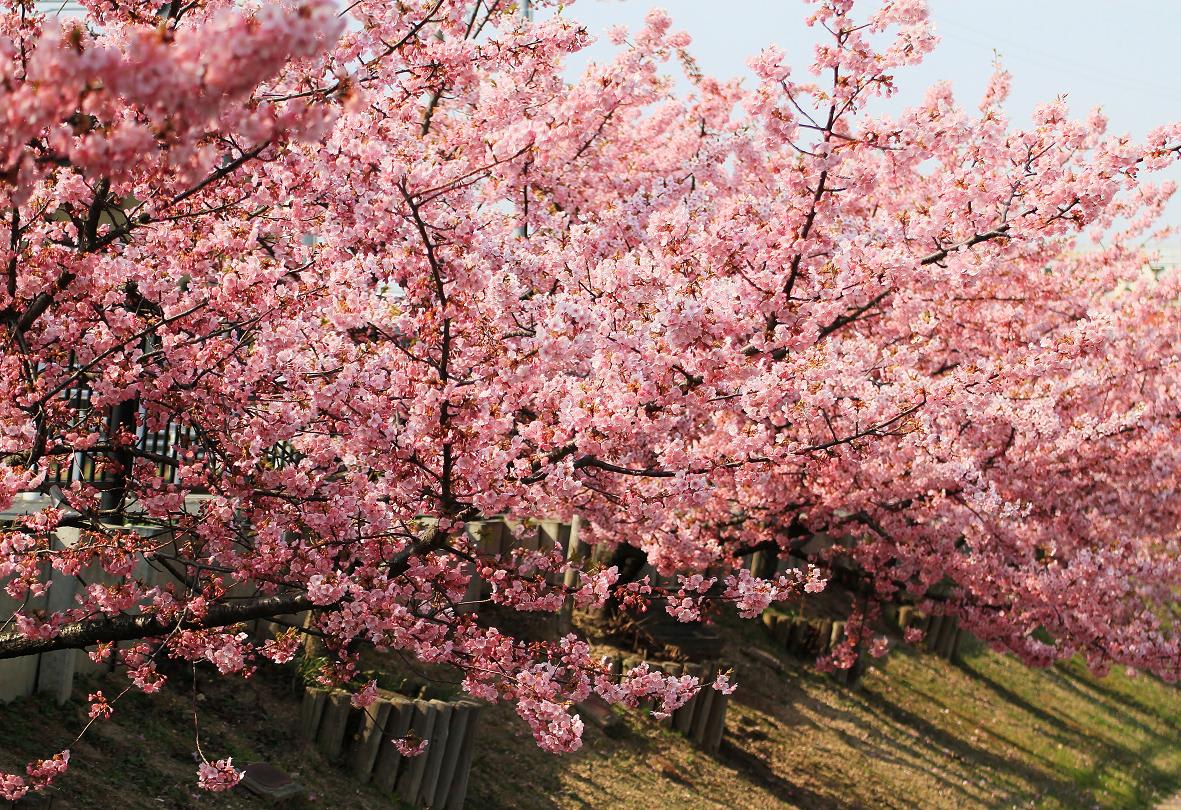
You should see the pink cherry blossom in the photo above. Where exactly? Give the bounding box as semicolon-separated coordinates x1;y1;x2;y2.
87;691;112;720
26;751;69;791
0;773;28;801
392;735;429;758
196;757;241;792
0;0;1180;791
712;670;738;695
351;679;380;709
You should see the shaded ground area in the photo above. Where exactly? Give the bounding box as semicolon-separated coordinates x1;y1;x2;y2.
2;613;1181;808
0;665;395;809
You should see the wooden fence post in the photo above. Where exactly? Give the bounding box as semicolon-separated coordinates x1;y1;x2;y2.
557;517;585;635
937;616;959;659
689;665;717;746
703;677;729;753
435;700;476;809
816;619;833;656
396;700;439;805
418;700;454;807
317;691;353;760
673;663;701;735
372;697;415;793
443;701;482;810
897;606;913;635
925;615;945;654
36;528;80;704
786;617;805;655
301;688;328;740
350;699;392;781
458;520;484;615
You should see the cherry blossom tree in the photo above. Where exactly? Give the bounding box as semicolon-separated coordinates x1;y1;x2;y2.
1;0;1180;796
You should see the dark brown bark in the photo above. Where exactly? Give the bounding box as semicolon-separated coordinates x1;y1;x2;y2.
0;530;443;659
0;592;313;660
596;543;648;621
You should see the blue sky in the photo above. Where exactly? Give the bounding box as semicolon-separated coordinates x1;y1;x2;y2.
552;0;1181;255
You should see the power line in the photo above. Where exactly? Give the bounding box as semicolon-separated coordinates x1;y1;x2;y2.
936;16;1181;102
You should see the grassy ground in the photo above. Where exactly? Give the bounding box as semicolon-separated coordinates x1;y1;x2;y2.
2;615;1181;808
463;616;1181;810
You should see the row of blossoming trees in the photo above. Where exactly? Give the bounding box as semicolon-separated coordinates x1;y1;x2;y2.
1;0;1180;797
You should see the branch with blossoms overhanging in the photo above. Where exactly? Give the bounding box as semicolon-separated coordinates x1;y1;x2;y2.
5;0;1181;798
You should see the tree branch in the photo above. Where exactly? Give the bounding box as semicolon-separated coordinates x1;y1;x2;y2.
0;532;445;659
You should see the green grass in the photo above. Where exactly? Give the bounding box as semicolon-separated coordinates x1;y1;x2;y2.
948;640;1181;808
461;613;1181;809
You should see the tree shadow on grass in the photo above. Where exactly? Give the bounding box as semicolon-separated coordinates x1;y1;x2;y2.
956;653;1181;806
717;737;845;810
1044;661;1181;737
849;686;1063;806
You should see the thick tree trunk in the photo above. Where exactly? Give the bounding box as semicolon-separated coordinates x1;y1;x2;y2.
99;397;138;520
595;542;648;622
